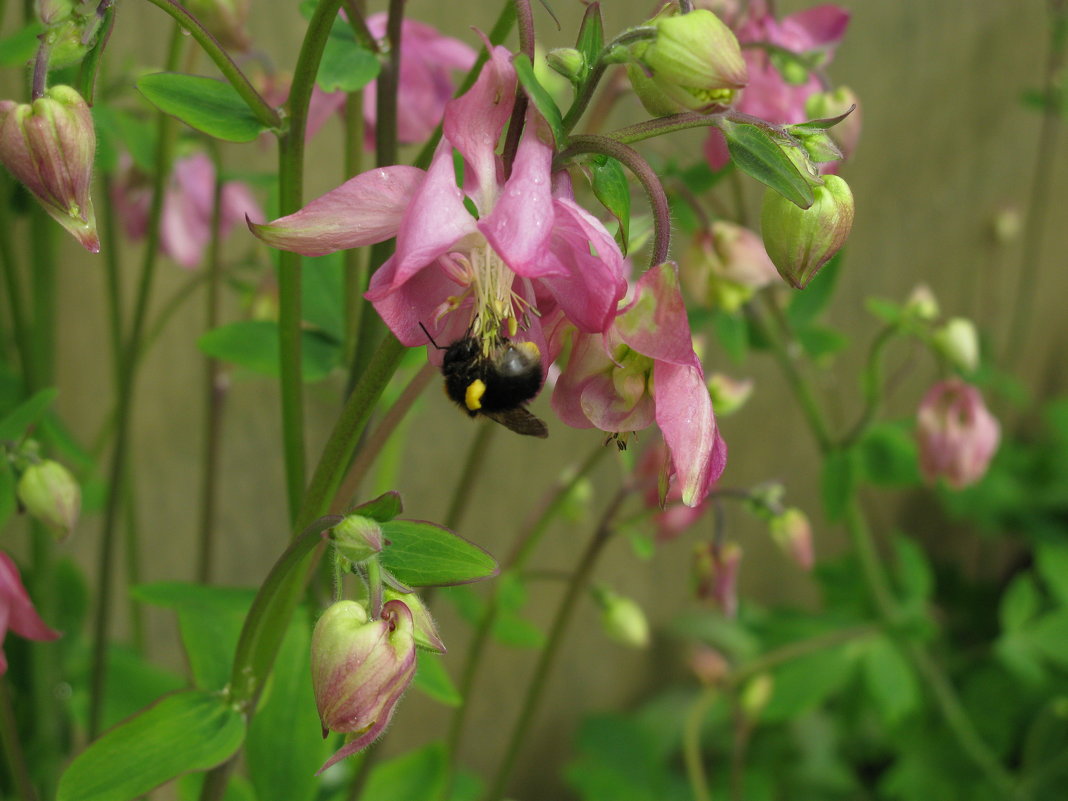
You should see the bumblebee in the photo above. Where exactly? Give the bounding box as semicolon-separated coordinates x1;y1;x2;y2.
423;325;549;438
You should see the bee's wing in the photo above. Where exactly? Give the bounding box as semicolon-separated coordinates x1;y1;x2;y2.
484;408;549;438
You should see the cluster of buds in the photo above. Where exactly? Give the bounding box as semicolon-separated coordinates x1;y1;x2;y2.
0;86;98;252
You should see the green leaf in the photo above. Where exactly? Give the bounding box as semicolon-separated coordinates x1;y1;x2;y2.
588;156;631;252
349;490;403;522
865;297;904;325
820;448;858;523
513;53;564;146
362;742;448;801
57;690;245;801
0;387;58;441
378;520;498;587
197;320;339;382
860;635;918;726
796;324;848;361
136;73;270;143
1020;87;1068;118
1000;574;1041;633
786;252;842;327
93;106;158;174
710;309;748;363
247;611;327;801
761;646;855;722
178;771;255;801
892;535;934;608
1036;541;1068;607
720;120;813;208
574;2;604;83
859;422;920;486
318;20;380;93
439;585;544;648
0;462;15;530
412;652;462;707
1027;609;1068;667
301;252;345;342
0;22;43;67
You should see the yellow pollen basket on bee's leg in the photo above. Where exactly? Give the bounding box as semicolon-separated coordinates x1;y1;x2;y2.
465;379;486;411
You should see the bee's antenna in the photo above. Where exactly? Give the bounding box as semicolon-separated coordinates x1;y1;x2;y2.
419;322;442;350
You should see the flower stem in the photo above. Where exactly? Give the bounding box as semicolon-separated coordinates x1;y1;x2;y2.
137;0;281;129
0;677;37;801
558;135;671;266
0;175;35;391
88;22;182;739
682;687;717;801
483;487;628;801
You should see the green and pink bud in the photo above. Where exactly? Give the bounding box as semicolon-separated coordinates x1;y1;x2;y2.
593;585;650;649
0;86;98;252
707;373;753;416
625;6;747;116
916;380;1000;489
769;507;813;571
332;515;384;564
16;459;80;540
933;317;980;373
311;599;417;774
760;174;854;289
383;589;446;654
681;221;779;312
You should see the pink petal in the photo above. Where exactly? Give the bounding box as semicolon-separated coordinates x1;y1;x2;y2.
615;263;696;366
654;362;724;506
249;166;425;257
0;552;60;645
161;187;210;269
220;181;263;230
784;5;850;50
366;253;468;347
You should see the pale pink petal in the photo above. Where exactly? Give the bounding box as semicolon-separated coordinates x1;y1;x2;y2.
249;166;425;257
0;552;60;646
615;263;696;366
655;361;724;506
161;188;210;269
703;128;731;171
783;5;850;51
307;86;347;139
220;181;263;230
366;254;468;347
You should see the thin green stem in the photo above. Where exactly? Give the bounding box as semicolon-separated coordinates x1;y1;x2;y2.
682;687;717;801
88;23;182;739
137;0;281;129
0;677;37;801
483;487;628;801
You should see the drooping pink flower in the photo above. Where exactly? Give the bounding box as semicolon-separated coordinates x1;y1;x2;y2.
916;379;1000;489
251;44;627;364
635;436;709;541
552;263;727;507
0;552;60;674
112;152;262;269
362;15;477;145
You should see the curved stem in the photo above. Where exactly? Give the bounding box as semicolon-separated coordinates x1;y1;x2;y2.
88;24;182;738
483;487;628;801
137;0;281;129
682;687;716;801
557;135;671;267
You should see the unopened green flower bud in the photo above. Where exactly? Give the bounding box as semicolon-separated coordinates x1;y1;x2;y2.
625;7;747;116
546;48;586;85
769;507;813;571
0;86;98;252
332;514;383;564
383;589;445;653
16;459;80;539
904;284;939;322
311;599;416;774
933;317;979;373
36;0;75;25
594;585;650;648
707;373;753;416
760;174;854;289
740;673;773;719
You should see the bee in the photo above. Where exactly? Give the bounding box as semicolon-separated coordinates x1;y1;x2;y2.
422;324;549;438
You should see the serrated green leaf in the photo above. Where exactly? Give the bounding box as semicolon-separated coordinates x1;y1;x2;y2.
349;490;403;522
786;253;842;327
413;652;462;707
318;20;380;93
588;156;630;252
197;320;339;382
379;520;498;586
0;387;58;441
362;742;448;801
820;448;858;523
137;73;270;143
1000;574;1041;633
860;635;918;726
720;120;813;208
57;690;245;801
513;54;564;146
859;422;920;486
710;309;748;363
0;22;43;66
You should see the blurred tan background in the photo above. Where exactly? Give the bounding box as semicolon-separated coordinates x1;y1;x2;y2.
2;0;1066;797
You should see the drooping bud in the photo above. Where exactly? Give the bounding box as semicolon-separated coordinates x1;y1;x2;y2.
311;599;417;774
933;317;980;373
916;379;1000;489
760;174;854;289
0;86;98;252
769;507;814;571
681;221;780;312
332;515;384;565
707;373;753;416
383;589;445;654
904;284;940;322
804;87;862;159
545;48;586;85
183;0;251;52
625;7;747;116
593;585;650;649
16;459;80;539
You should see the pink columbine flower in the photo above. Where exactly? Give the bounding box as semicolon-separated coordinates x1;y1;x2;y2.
704;1;850;168
1;551;60;674
552;263;727;507
251;44;627;361
916;379;1000;489
635;435;709;541
112;152;262;269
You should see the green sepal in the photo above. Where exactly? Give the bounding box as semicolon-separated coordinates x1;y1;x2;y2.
720;119;814;208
